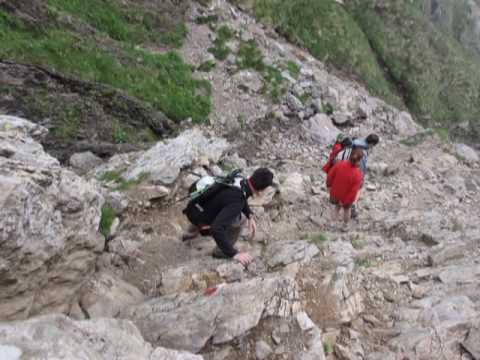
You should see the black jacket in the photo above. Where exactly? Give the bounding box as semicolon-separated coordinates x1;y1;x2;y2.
184;180;253;257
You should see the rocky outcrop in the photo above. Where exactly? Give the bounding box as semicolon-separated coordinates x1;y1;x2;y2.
0;314;203;360
125;128;230;184
121;275;299;353
0;116;104;320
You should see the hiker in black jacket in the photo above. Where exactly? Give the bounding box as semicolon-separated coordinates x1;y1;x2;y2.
182;168;274;266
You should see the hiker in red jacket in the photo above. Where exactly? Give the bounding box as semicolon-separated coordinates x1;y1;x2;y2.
326;147;364;223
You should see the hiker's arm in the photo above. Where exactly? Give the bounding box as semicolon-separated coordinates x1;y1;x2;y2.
210;202;244;257
242;202;253;219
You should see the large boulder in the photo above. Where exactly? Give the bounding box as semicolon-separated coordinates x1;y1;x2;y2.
72;271;144;319
0;314;203;360
121;275;299;353
303;113;340;145
0;116;104;320
125;129;230;184
455;143;479;164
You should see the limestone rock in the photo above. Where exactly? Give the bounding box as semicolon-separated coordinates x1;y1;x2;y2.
455;143;479;164
69;151;103;174
266;240;319;268
0;118;104;320
125;129;230;184
0;115;48;139
256;340;273;360
0;314;203;359
121;275;299;353
462;327;480;359
394;111;419;137
234;70;263;93
279;173;308;203
73;271;144;319
303;113;340;145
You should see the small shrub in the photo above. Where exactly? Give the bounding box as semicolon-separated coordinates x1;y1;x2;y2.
323;342;332;355
322;102;334;115
112;127;128;143
197;60;216;72
195;14;219;25
286;60;300;79
351;236;365;249
355;258;373;268
236;39;265;71
309;232;328;246
100;205;115;237
208;25;233;60
159;23;188;48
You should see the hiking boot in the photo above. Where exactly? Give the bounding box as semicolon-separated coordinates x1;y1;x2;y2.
181;225;199;242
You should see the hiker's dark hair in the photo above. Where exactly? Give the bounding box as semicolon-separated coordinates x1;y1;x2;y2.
350;148;364;165
366;134;379;146
250;168;274;191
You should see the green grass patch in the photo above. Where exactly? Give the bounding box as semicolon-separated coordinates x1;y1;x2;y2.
159;23;188;48
321;102;334;115
323;342;332;355
354;258;373;268
47;0;188;48
0;10;211;123
346;0;480;127
351;236;365;250
286;60;300;79
100;171;149;191
208;25;233;60
195;14;219;25
100;205;115;237
254;0;402;107
309;232;328;247
197;60;216;72
236;39;265;71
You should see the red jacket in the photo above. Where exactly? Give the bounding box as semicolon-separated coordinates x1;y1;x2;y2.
326;160;362;207
322;143;343;173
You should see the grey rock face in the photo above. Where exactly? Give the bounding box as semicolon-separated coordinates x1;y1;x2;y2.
122;275;299;353
0;314;203;360
455;143;479;164
69;151;104;174
125;129;230;184
303;113;340;145
266;241;319;268
0;118;104;320
255;340;273;360
72;271;144;319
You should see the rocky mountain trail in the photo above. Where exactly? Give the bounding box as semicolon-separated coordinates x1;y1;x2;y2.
2;1;480;359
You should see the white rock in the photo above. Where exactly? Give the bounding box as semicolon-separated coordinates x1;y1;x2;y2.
69;151;103;174
125;129;230;184
303;113;340;145
455;143;479;163
0;119;104;320
0;314;203;360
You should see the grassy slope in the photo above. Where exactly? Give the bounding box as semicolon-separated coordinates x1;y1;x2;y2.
249;0;480;130
253;0;403;107
0;1;210;124
346;0;480;126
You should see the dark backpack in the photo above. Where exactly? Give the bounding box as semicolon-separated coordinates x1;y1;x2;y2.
182;169;244;221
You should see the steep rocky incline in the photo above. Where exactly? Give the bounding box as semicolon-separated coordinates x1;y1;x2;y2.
1;1;480;360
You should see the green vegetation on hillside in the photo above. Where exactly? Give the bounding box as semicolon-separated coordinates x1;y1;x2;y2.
0;5;210;123
253;0;403;107
346;0;480;126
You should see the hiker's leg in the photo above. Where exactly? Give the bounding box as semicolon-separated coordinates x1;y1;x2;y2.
182;223;199;241
228;214;246;246
343;206;351;223
335;205;342;222
212;215;245;258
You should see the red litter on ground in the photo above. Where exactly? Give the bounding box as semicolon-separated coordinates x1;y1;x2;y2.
204;287;217;296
